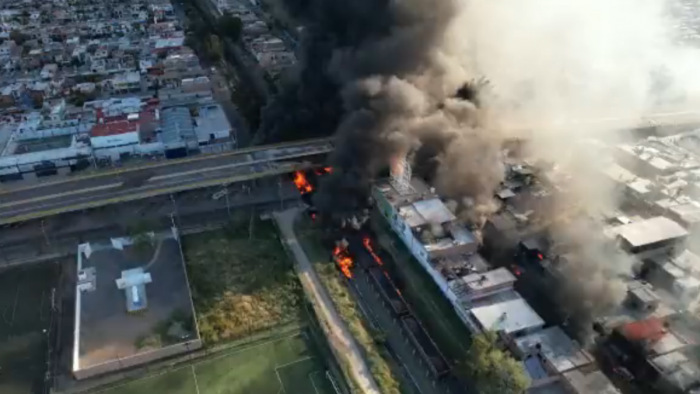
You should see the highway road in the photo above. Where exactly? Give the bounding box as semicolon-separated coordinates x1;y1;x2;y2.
0;183;303;266
0;138;333;225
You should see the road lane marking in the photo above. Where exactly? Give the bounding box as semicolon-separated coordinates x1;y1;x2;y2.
0;182;123;209
0;138;333;196
148;162;251;181
0;163;313;225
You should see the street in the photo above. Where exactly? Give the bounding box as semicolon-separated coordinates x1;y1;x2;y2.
0;139;332;224
0;180;302;266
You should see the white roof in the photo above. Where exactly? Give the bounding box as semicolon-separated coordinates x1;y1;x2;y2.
651;351;700;391
458;268;516;293
563;369;620;394
155;37;185;49
115;268;152;289
614;216;688;247
470;297;544;334
515;326;593;373
412;198;456;225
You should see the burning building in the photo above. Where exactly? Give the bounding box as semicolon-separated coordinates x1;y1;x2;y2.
372;175;550;338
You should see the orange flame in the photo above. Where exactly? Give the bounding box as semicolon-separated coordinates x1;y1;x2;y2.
511;264;522;277
362;237;383;266
333;245;354;278
293;171;313;194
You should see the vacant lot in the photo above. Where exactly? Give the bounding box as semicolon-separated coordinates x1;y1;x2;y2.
96;332;336;394
0;262;58;394
183;217;304;344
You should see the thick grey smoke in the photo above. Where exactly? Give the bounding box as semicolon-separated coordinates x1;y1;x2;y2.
262;0;700;336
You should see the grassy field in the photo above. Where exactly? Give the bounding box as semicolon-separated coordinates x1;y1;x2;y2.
0;262;57;394
183;216;304;344
295;218;404;394
371;212;473;364
96;332;337;394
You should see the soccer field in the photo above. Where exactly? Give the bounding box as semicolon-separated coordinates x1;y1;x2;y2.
0;262;57;394
97;333;337;394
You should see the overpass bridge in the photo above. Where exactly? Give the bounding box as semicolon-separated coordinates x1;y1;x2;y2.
499;108;700;132
0;138;333;225
1;108;699;225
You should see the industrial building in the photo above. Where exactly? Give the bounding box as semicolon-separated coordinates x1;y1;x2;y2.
72;228;200;379
0;96;234;179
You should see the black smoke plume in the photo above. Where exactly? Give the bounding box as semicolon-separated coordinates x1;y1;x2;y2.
259;0;499;222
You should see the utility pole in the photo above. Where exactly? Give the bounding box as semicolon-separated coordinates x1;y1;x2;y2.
41;220;51;247
224;186;231;218
169;193;179;225
277;176;283;210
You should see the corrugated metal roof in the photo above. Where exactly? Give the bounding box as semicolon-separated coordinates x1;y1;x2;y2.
160;107;194;144
91;120;138;137
619;317;667;343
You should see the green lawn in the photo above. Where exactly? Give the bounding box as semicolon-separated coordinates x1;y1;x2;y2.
371;211;473;363
0;262;57;394
97;333;336;394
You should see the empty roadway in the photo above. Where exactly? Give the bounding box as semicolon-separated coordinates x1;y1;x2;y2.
0;138;333;224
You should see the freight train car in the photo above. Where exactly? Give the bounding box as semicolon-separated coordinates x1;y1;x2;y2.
400;316;450;378
367;266;410;316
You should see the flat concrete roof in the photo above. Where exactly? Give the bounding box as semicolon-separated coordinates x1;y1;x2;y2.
470;296;544;335
73;230;196;373
612;216;688;248
563;368;620;394
515;326;593;373
650;351;700;391
458;268;516;294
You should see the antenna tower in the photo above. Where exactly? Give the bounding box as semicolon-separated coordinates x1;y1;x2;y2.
390;156;412;194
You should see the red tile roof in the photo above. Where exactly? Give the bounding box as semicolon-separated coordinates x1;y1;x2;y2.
91;120;139;137
619;317;667;343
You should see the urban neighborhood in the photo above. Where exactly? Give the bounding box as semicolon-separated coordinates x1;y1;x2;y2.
1;0;700;394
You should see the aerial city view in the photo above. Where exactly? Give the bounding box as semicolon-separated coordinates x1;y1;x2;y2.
2;0;700;393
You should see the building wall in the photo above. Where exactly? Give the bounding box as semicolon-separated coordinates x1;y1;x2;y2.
372;187;484;332
90;131;139;148
73;339;203;380
373;189;450;295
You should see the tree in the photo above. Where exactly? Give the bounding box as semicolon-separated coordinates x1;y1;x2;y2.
231;84;262;129
9;30;27;46
206;34;223;63
462;331;530;394
218;13;242;41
